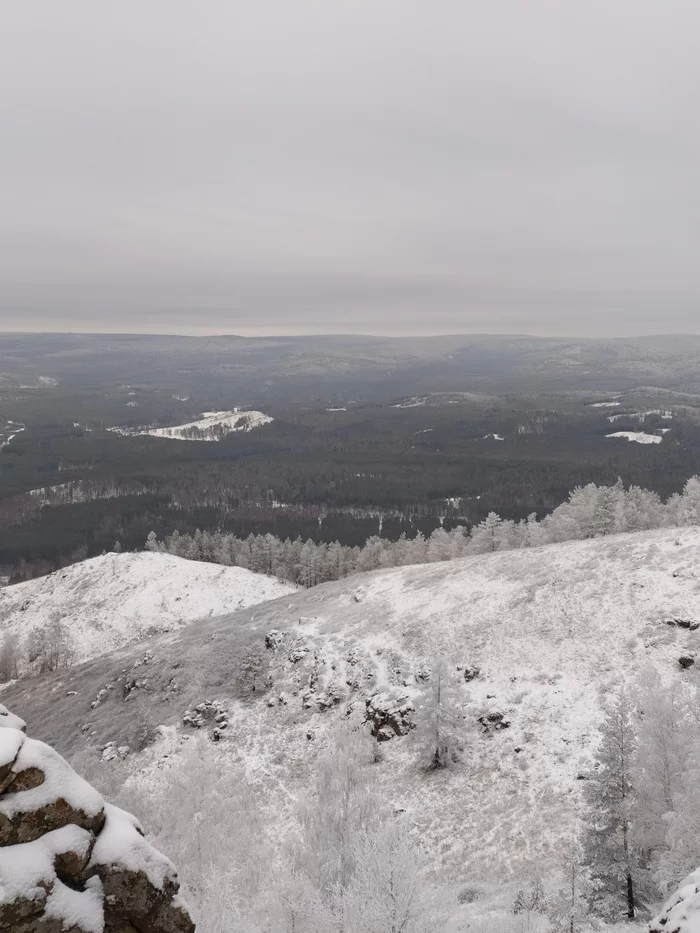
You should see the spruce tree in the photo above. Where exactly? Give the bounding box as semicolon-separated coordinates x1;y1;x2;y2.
583;690;639;921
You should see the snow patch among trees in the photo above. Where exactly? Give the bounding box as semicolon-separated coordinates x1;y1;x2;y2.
606;431;664;444
110;408;273;441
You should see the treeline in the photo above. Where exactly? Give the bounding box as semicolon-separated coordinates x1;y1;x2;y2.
146;475;700;586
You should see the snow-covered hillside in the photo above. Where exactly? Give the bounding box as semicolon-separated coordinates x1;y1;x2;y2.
0;552;295;665
6;527;700;927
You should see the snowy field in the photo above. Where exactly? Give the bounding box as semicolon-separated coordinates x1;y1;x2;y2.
606;431;663;445
0;552;295;665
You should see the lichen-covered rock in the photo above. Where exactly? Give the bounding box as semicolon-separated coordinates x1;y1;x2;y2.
0;710;195;933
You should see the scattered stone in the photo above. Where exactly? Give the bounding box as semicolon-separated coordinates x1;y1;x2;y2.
182;699;228;733
478;711;511;732
100;742;130;762
123;677;148;700
463;666;481;682
90;684;114;709
679;654;696;669
365;692;415;741
288;644;310;664
665;617;700;631
265;630;287;650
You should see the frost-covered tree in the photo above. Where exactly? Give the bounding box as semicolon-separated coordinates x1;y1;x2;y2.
654;680;700;891
583;690;640;921
296;724;381;898
25;619;74;674
512;877;548;932
632;669;690;893
673;476;700;526
413;658;466;770
547;839;590;933
0;633;19;681
337;823;444;933
264;862;332;933
469;512;508;553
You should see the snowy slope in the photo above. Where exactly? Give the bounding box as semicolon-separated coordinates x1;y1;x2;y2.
6;527;700;916
0;552;295;664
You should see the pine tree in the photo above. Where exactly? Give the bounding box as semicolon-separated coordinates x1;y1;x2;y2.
583;690;639;921
547;838;590;933
469;512;505;553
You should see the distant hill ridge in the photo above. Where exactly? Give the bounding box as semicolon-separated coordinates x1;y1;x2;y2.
0;551;295;672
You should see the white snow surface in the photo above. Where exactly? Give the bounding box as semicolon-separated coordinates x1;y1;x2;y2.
0;735;104;819
143;409;272;440
90;803;177;892
0;823;93;905
101;526;700;891
0;705;26;733
0;552;295;665
651;865;700;933
606;431;663;444
590;401;621;407
45;877;104;933
0;728;24;769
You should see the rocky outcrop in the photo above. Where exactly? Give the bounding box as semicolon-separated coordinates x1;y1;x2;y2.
0;703;195;933
650;864;700;933
365;692;415;741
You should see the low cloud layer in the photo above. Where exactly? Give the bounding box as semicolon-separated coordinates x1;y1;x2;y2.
2;1;700;336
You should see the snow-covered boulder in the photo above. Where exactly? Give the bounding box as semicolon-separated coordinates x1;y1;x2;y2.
650;866;700;933
0;708;195;933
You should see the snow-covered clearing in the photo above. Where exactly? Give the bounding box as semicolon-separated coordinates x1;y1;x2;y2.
1;421;26;448
591;401;621;408
482;433;504;441
606;431;663;445
0;552;295;665
392;397;427;408
109;409;273;441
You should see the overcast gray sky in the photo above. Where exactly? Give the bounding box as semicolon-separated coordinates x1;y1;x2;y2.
2;1;700;337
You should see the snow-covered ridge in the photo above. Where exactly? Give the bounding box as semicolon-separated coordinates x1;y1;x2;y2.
0;552;295;667
109;408;273;441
